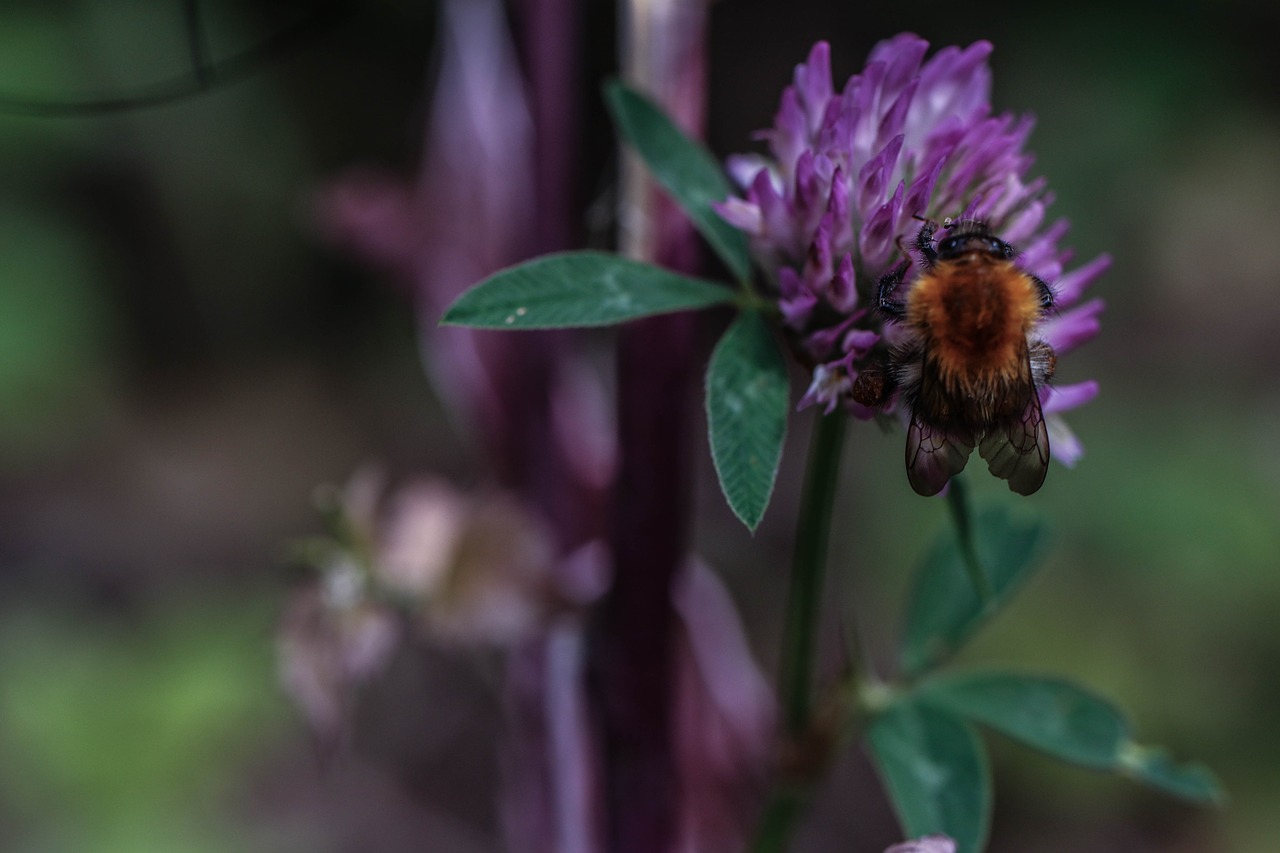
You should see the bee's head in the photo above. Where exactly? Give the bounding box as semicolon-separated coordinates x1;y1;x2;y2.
936;220;1015;261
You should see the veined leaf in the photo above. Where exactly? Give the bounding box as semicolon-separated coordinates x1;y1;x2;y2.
900;506;1049;677
705;311;788;531
441;251;735;329
867;702;992;853
917;671;1225;805
1119;744;1225;804
918;672;1126;768
605;81;752;283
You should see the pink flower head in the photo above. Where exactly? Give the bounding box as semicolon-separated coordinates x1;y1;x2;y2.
719;35;1105;465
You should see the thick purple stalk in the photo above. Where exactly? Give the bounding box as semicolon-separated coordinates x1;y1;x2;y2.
594;307;696;851
500;3;609;852
590;2;709;851
511;0;582;253
502;0;594;543
502;340;603;853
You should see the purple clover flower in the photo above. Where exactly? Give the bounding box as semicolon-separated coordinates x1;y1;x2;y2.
717;34;1107;466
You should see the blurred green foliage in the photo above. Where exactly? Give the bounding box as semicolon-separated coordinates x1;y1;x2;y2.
0;203;117;459
0;595;289;853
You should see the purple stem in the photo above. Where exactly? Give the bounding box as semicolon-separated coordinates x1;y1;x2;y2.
593;308;698;852
500;2;605;850
510;0;582;253
503;0;597;546
590;2;709;850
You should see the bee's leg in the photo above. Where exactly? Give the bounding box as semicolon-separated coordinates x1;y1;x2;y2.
907;214;942;269
1031;274;1054;310
1029;340;1057;384
914;219;939;269
852;357;895;408
877;268;908;319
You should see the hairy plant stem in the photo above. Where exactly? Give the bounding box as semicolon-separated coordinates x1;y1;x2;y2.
780;410;847;734
751;410;852;852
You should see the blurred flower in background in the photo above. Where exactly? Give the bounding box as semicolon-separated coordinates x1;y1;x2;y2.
277;577;400;749
379;481;567;644
308;4;616;849
299;0;776;850
671;560;776;853
277;469;608;743
315;0;547;470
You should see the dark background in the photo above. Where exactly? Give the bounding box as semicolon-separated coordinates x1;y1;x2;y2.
1;1;1277;851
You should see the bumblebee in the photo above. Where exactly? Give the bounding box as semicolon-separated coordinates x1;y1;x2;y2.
855;218;1057;496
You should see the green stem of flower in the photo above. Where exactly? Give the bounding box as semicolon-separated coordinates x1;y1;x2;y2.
945;475;993;605
733;289;781;317
749;411;848;853
780;410;846;734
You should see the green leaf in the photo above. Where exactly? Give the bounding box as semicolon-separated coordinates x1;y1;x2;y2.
900;506;1049;677
705;310;789;531
1119;744;1226;805
604;81;751;283
918;672;1127;768
917;671;1226;806
440;251;735;329
867;702;992;853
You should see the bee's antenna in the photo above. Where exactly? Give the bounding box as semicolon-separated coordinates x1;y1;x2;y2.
911;212;939;230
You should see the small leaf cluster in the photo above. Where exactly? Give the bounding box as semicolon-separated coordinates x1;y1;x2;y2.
863;501;1224;853
442;81;784;532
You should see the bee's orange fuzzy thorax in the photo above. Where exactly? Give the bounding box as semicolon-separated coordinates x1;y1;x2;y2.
906;257;1041;384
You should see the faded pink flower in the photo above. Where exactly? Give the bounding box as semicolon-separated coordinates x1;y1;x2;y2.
277;579;400;746
672;561;776;853
377;481;562;645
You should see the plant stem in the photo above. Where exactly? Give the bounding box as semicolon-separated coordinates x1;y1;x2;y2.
751;410;847;852
945;475;993;604
588;2;710;851
779;410;846;734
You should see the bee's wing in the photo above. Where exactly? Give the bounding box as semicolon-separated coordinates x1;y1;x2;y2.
906;411;975;496
978;382;1050;495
